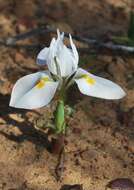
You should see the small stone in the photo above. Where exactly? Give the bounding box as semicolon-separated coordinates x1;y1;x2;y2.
106;178;134;190
60;184;83;190
81;149;98;161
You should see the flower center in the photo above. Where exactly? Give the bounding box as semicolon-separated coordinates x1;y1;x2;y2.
36;77;50;89
81;74;96;85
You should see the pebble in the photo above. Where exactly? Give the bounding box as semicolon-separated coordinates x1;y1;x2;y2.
60;184;83;190
106;178;134;190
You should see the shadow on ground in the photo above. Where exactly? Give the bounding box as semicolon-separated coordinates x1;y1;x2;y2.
0;93;52;152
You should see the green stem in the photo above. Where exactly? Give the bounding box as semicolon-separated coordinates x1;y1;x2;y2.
55;80;66;134
54;78;69;134
55;99;66;134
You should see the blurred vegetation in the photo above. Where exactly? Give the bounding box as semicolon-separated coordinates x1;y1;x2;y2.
128;11;134;40
112;11;134;46
79;54;97;66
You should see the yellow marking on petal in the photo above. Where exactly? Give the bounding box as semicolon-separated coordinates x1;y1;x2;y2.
81;74;96;85
36;77;50;89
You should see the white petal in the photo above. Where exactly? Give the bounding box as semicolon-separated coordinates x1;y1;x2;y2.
56;45;78;77
57;29;64;41
48;37;58;59
36;37;56;66
10;72;41;107
36;30;79;77
69;34;79;64
10;72;58;109
48;32;78;77
37;47;49;65
57;29;60;39
75;68;126;100
47;37;58;74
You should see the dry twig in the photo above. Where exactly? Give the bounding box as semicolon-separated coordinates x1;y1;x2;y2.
0;25;134;55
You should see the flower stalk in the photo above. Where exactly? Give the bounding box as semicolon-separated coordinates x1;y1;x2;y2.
55;77;67;134
55;99;65;134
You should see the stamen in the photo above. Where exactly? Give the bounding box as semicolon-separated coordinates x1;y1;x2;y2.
36;77;50;89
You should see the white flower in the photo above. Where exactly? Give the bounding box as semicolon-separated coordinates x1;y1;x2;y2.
9;30;126;109
37;30;78;77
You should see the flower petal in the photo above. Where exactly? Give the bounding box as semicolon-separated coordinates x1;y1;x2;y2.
9;72;58;109
57;29;64;41
37;47;49;65
56;44;78;77
69;34;79;64
47;30;78;77
75;68;126;100
36;37;57;66
37;29;78;77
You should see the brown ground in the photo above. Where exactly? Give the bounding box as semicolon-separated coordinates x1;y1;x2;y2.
0;1;134;190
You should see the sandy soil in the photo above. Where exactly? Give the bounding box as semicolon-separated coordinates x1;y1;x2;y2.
0;1;134;190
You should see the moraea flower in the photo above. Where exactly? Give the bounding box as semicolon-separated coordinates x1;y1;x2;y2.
37;30;78;77
9;30;126;109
